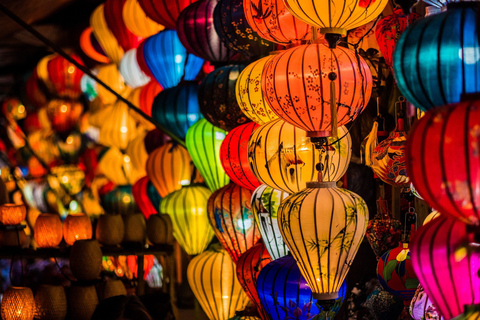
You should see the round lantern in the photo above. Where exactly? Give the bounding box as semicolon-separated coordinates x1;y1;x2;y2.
48;164;85;195
97;101;138;151
95;64;129;105
0;203;27;225
138;0;197;29
187;245;249;320
67;285;99;320
34;285;67;320
278;182;368;300
207;182;261;262
406;99;480;225
120;49;151;88
248;119;352;193
122;0;164;38
96;214;125;246
177;0;236;62
132;176;159;219
1;287;35;320
63;213;92;246
220;122;260;190
46;99;83;135
90;4;124;64
96;279;128;301
101;185;138;215
25;69;47;109
123;213;147;243
34;213;63;248
147;214;175;245
186;119;230;192
393;4;480;111
410;284;444;320
160;185;214;255
151;83;203;141
257;255;348;320
139;30;204;89
251;184;289;260
236;242;272;320
70;239;103;280
411;215;480;319
262;43;372;137
103;0;142;52
45;54;85;99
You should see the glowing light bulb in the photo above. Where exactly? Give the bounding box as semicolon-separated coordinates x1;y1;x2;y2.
237;218;252;230
124;155;131;163
68;66;75;74
123;195;131;203
61;175;69;183
18;105;25;114
120;126;128;133
180;179;190;186
66;136;74;144
60;104;68;113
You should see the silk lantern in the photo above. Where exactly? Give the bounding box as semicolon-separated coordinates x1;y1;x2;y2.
79;27;111;64
103;0;142;52
393;4;480;111
90;4;124;64
423;211;441;225
138;0;197;30
278;182;368;300
220;122;260;190
159;185;214;255
262;43;372;137
34;213;63;248
97;147;144;185
411;215;480;319
0;203;27;225
63;213;92;245
132;176;160;219
45;54;85;99
146;142;195;197
96;64;129;105
123;0;164;37
1;287;35;320
46;99;83;135
406;99;480;225
97;101;138;151
186;119;230;192
248;119;352;193
120;49;151;88
188;245;249;320
125;131;148;177
127;81;163;122
139;30;204;89
151;83;203;140
251;184;289;260
177;0;235;62
101;185;138;215
236;242;272;320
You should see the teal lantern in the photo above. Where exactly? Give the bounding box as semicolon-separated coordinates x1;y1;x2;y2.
101;185;138;215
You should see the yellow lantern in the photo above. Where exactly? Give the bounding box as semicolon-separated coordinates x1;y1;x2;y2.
90;4;124;64
0;204;27;225
159;185;214;255
63;213;92;246
127;87;156;130
123;0;164;38
236;55;278;125
97;147;144;185
1;287;35;320
95;64;130;105
187;245;249;320
125;130;148;177
34;213;63;248
48;165;85;195
97;100;138;150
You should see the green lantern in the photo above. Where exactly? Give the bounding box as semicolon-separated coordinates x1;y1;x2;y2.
186;119;230;192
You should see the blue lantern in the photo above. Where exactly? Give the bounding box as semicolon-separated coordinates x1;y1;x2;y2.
141;30;204;89
257;255;347;320
393;3;480;111
151;83;203;141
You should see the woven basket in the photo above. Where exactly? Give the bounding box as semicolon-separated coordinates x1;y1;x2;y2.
34;285;67;320
69;239;102;281
95;214;124;246
34;213;63;248
96;279;127;301
147;214;174;245
123;213;146;243
0;229;28;247
63;213;92;246
67;285;99;320
1;287;34;320
0;203;27;225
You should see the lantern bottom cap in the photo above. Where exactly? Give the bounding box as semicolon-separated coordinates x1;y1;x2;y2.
320;28;347;37
306;130;331;138
306;181;337;188
313;292;339;300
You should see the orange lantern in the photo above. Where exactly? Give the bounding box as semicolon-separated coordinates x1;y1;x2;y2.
122;0;164;38
90;4;124;64
79;27;111;64
96;64;129;105
46;99;83;135
1;287;35;320
34;213;63;248
0;204;27;225
63;213;92;246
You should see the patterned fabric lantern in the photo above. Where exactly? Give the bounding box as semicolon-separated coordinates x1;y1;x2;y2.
138;0;197;30
406;100;480;225
0;204;27;225
278;182;368;300
139;30;204;89
146;142;195;197
34;213;63;248
122;0;164;38
151;83;203;141
410;284;444;320
257;255;348;320
120;49;151;88
103;0;142;52
90;4;124;64
186;119;230;192
64;213;92;245
220;122;260;190
160;185;214;255
393;4;480;111
132;176;160;219
45;54;85;99
198;64;250;131
101;185;138;215
46;99;83;135
188;245;249;320
248;119;352;193
411;215;480;319
208;183;261;262
262;43;372;137
251;184;289;259
34;285;67;320
236;241;272;320
1;287;35;320
177;0;235;62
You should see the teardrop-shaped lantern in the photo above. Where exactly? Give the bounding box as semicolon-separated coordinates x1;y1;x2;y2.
138;0;198;30
208;182;261;262
46;99;83;135
45;54;85;99
186;119;229;192
278;182;368;300
122;0;164;38
220;122;260;190
90;4;124;64
248;119;352;193
97;100;138;151
132;176;161;219
96;64;129;105
120;49;151;88
103;0;143;52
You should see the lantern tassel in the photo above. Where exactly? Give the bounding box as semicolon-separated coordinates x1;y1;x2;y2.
329;72;338;138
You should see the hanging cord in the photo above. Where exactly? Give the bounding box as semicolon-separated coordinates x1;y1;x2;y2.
0;3;185;148
54;257;74;282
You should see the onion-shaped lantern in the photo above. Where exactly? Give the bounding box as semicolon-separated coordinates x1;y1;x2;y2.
207;182;261;262
1;287;35;320
132;176;161;219
278;182;368;300
177;0;235;62
101;185;138;215
248;119;352;193
220;122;260;190
45;54;85;99
139;30;204;89
138;0;197;30
63;213;92;246
411;215;480;319
46;99;83;135
188;245;249;320
122;0;164;38
186;119;230;192
104;0;142;52
34;213;63;248
262;43;372;137
198;64;250;131
393;4;480;111
406;99;480;225
251;184;289;259
120;49;151;88
90;4;124;64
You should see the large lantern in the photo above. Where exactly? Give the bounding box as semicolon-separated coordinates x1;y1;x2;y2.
262;43;372;137
186;119;230;192
406;99;480;225
198;64;250;131
125;131;148;177
220;122;260;190
34;213;63;248
160;185;214;255
122;0;164;38
46;99;83;135
138;0;197;30
393;4;480;111
278;182;368;300
188;245;249;320
103;0;142;52
132;176;160;219
120;49;151;88
248;119;352;193
207;183;261;262
96;64;129;105
1;287;35;320
411;215;480;319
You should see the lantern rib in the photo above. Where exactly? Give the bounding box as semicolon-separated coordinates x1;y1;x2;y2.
435;12;449;106
464;103;480;220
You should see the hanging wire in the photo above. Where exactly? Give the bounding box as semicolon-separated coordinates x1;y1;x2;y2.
54;257;74;282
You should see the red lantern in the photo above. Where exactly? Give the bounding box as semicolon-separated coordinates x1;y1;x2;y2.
46;100;83;135
138;0;198;30
46;54;85;99
236;241;272;320
132;176;157;219
406;99;480;225
220;122;261;191
104;0;143;52
25;69;47;109
139;81;162;117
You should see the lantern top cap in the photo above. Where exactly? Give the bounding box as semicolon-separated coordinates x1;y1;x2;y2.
306;181;337;188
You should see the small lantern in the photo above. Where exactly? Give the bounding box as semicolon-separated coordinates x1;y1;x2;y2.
1;287;35;320
67;285;99;320
63;213;92;246
70;239;103;281
96;214;125;246
34;213;63;248
46;99;83;135
34;285;67;320
0;203;27;225
123;213;147;244
147;214;174;245
96;279;127;301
